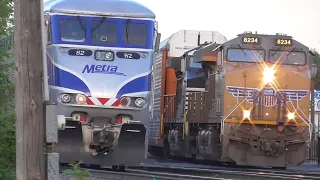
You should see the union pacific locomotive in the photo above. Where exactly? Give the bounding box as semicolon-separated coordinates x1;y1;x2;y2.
44;0;160;168
149;31;317;168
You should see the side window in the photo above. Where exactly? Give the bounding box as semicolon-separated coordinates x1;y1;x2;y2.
60;19;86;42
189;56;202;68
122;21;148;46
91;21;118;45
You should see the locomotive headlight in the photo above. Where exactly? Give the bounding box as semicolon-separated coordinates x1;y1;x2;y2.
60;94;71;103
243;110;251;119
76;94;87;104
134;98;146;108
263;67;275;84
94;50;114;61
287;112;295;120
120;97;131;107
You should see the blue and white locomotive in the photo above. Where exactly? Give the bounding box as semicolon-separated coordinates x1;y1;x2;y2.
43;0;160;167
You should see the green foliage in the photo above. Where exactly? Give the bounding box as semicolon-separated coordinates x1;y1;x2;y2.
63;161;92;180
0;42;15;179
0;0;13;34
0;113;15;179
0;0;14;179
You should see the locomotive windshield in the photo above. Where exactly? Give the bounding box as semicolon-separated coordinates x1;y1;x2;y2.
91;21;118;45
227;48;264;62
60;19;86;42
269;50;306;65
122;21;148;46
52;15;154;49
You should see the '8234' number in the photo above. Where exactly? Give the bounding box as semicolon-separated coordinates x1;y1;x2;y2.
276;39;292;45
242;37;259;44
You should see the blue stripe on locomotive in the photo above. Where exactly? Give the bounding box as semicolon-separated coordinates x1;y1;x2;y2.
47;57;151;97
116;73;151;98
50;15;155;50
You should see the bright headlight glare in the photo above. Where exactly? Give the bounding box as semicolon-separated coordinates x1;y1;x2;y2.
60;94;71;103
243;110;251;119
287;112;295;120
134;98;145;108
263;67;275;84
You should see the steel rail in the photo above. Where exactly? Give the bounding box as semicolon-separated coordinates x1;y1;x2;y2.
60;166;228;180
60;164;320;180
129;165;320;180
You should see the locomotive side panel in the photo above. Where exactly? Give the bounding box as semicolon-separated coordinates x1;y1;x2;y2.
149;50;165;147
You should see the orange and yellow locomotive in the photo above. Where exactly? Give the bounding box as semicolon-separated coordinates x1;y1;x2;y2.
149;31;317;168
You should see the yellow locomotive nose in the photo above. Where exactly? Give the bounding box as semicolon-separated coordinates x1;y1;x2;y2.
263;67;275;84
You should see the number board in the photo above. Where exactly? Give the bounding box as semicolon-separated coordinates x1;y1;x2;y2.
275;38;292;46
116;52;140;59
68;49;93;56
315;90;320;99
241;37;260;44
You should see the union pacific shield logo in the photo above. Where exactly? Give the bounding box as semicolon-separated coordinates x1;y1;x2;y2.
263;88;277;107
226;86;308;107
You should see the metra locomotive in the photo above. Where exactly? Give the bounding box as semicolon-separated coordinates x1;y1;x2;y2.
44;0;160;168
149;31;317;168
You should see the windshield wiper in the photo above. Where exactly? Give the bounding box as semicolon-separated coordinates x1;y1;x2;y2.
252;45;263;57
77;16;86;32
125;19;131;44
271;47;281;56
286;47;296;57
91;17;106;33
237;44;247;57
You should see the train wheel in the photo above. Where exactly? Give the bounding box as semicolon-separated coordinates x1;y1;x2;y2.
112;165;118;171
119;165;125;171
112;165;126;171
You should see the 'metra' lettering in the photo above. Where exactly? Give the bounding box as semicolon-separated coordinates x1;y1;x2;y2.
82;65;118;73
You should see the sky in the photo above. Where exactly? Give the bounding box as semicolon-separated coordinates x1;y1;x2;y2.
134;0;320;51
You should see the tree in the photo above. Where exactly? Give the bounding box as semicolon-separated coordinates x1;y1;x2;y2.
0;0;15;179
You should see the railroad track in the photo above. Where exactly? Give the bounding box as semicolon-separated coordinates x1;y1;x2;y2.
60;165;224;180
60;163;320;180
131;165;320;180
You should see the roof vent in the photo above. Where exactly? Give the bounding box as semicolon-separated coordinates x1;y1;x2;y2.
243;31;252;34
